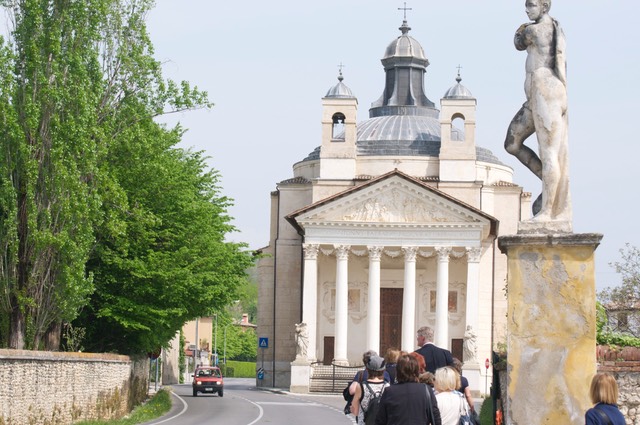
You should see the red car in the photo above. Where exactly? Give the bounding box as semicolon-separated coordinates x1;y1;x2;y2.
192;366;224;397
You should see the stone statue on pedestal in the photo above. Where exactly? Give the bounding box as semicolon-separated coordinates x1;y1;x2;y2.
463;325;477;363
294;322;308;360
504;0;572;233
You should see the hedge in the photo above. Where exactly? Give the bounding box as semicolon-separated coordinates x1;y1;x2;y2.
221;360;256;378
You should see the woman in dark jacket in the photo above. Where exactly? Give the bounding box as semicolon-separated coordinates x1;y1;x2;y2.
375;353;441;425
585;373;625;425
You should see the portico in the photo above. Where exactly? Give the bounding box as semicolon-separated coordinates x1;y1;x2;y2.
287;171;496;365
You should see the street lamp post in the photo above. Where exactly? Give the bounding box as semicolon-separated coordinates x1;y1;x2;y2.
214;314;218;365
194;317;199;372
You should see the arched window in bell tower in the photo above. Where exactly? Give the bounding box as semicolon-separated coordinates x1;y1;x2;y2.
331;112;346;140
451;113;466;142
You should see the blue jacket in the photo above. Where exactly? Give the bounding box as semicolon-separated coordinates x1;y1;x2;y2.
585;403;625;425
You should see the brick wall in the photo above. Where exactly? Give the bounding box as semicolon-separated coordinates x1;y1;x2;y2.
0;349;149;425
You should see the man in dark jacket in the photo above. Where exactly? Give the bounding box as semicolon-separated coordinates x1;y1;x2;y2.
414;326;453;374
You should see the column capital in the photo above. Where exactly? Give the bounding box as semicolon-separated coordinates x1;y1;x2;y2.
402;246;418;262
334;245;351;260
367;245;384;260
465;246;482;263
303;244;319;260
436;246;452;261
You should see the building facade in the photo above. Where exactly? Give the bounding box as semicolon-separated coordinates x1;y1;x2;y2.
257;17;529;392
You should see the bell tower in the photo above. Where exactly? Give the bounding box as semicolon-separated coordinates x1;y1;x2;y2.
439;72;477;182
319;70;358;180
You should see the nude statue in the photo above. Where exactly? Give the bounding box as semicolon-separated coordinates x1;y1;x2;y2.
504;0;571;229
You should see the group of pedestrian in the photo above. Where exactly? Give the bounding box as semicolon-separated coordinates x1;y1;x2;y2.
346;326;474;425
345;324;627;425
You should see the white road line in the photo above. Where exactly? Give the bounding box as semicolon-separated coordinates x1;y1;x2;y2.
235;395;264;425
256;402;322;406
149;392;189;424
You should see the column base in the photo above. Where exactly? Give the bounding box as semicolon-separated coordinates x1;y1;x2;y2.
333;358;349;366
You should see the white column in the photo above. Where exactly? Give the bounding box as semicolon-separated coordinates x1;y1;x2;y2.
435;247;451;348
302;244;319;362
367;246;383;352
334;245;350;364
465;247;482;336
401;246;418;352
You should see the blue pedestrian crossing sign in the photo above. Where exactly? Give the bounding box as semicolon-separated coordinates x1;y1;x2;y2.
259;337;268;348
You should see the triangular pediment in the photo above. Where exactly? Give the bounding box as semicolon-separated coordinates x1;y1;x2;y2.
294;175;487;226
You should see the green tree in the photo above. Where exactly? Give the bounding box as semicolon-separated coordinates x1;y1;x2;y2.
598;243;640;343
0;0;253;353
219;322;256;363
80;145;254;353
0;0;108;349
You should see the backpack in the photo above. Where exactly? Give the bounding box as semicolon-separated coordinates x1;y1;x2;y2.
362;381;384;425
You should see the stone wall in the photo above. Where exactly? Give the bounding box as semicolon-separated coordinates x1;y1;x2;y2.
598;362;640;424
0;349;149;425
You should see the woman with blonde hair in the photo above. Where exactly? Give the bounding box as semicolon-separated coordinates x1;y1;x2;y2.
434;366;469;425
585;373;625;424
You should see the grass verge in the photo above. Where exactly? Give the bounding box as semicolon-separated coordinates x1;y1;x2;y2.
479;396;493;425
75;388;172;425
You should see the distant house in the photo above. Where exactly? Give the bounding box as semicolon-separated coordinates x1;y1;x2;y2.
605;301;640;338
183;316;213;366
237;313;257;332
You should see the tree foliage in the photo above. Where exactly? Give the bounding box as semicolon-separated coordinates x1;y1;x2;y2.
80;146;254;354
0;0;254;353
0;0;108;349
598;243;640;343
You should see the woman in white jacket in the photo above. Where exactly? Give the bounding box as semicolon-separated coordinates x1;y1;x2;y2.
434;366;470;425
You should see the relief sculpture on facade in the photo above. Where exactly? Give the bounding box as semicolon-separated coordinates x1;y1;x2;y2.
342;188;452;223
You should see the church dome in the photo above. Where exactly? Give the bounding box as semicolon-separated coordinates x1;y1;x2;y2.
383;20;426;61
301;18;504;167
324;71;355;98
443;73;474;99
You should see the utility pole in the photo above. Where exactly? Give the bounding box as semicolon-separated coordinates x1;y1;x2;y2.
214;314;218;365
194;317;199;372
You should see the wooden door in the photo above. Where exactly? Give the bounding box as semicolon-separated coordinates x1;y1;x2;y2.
380;288;403;356
451;338;463;362
323;336;334;365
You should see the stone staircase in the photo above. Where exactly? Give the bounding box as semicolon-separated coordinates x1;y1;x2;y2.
309;364;362;393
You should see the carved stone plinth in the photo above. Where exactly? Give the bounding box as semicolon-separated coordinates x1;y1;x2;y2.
498;233;602;425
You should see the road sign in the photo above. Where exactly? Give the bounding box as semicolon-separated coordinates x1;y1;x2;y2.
485;358;490;369
259;337;269;348
257;367;264;380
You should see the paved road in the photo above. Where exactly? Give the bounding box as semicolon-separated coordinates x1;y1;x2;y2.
143;378;354;425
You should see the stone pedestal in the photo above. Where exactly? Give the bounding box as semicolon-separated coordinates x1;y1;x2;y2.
462;364;483;396
289;360;311;393
498;233;602;425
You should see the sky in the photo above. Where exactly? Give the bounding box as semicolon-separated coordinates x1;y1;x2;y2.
147;1;639;291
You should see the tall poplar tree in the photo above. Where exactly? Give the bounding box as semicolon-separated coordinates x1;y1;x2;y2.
0;0;250;352
0;0;107;349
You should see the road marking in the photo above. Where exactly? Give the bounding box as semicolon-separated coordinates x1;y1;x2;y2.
235;395;265;425
149;391;189;424
256;402;322;406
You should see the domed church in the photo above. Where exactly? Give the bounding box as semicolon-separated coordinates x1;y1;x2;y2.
256;16;528;393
